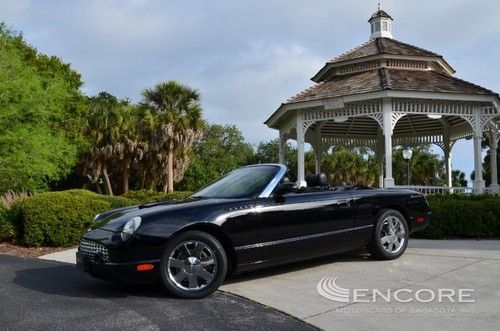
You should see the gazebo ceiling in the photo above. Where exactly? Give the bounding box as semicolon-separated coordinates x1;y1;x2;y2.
304;114;473;146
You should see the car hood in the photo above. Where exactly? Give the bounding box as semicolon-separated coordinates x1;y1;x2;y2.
91;197;237;232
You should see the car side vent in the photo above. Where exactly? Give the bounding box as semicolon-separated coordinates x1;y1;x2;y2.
226;205;253;212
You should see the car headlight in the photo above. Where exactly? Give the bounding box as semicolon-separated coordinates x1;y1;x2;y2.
121;216;142;241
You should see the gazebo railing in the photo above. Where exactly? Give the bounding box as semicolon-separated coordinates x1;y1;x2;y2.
394;185;473;195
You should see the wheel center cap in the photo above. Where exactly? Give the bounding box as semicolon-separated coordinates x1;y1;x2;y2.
187;256;200;265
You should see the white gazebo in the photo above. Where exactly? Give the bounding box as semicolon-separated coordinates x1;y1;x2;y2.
265;8;500;194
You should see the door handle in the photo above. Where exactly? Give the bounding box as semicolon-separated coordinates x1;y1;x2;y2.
337;200;351;208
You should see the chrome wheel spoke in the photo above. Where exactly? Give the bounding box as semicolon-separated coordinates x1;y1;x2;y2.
169;257;184;268
183;243;192;256
173;270;187;283
188;275;198;289
193;242;203;257
201;258;215;266
381;235;390;244
197;268;215;282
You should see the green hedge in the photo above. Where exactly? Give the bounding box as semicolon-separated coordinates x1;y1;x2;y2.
413;195;500;239
13;190;134;247
4;189;192;247
0;205;16;242
122;190;192;204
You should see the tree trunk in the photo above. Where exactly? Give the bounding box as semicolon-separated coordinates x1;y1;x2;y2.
140;170;146;190
165;148;174;193
102;167;113;196
122;168;129;194
95;182;102;195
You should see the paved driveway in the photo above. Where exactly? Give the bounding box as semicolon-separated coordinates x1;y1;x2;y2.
37;240;500;330
221;239;500;330
0;254;315;330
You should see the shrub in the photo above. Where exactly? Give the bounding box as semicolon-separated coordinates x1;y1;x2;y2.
12;189;192;247
0;190;30;209
0;205;16;242
122;190;192;204
16;189;135;247
413;195;500;239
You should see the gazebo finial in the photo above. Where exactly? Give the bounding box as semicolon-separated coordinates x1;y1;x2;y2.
368;5;393;39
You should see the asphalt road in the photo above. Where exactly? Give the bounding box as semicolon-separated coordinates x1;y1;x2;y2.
0;254;316;331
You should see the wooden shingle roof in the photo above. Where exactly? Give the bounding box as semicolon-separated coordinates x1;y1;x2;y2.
331;38;441;64
287;68;496;104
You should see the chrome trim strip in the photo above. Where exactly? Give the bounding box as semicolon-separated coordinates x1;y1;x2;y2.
235;224;374;251
257;164;288;198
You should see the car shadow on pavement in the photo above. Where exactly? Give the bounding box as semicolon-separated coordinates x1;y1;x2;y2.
13;250;372;297
226;249;372;284
13;263;170;299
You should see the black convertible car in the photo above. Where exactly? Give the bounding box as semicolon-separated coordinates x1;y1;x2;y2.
77;164;431;298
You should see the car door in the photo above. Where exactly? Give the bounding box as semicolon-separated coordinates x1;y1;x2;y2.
255;190;356;263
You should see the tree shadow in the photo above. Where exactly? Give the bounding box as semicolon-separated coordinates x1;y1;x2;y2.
226;248;372;284
13;263;170;299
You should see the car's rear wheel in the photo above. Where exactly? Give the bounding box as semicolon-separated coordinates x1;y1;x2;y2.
160;231;227;299
367;209;409;260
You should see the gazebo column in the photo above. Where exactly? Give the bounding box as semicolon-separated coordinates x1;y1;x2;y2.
376;130;384;188
444;147;452;188
382;98;395;187
473;134;485;193
489;126;499;193
472;110;485;193
296;112;307;187
278;130;286;164
441;119;453;188
314;122;325;174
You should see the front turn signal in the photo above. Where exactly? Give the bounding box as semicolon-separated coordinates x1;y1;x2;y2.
136;264;155;272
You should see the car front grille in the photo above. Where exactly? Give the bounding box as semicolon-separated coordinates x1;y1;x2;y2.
79;238;110;263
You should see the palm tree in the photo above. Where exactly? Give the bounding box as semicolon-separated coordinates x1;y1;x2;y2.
81;92;125;195
142;81;204;192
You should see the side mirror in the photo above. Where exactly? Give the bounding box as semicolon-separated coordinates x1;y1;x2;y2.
274;182;297;197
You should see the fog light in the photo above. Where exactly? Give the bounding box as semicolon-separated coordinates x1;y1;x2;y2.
137;264;155;272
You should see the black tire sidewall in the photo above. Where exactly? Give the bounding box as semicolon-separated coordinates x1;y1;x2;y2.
372;209;409;260
160;230;227;299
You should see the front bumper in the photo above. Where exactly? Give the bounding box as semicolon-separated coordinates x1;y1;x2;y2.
76;251;160;284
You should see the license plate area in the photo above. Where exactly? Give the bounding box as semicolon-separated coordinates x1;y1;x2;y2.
76;252;90;272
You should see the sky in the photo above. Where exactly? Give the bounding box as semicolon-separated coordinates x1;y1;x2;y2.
1;0;499;179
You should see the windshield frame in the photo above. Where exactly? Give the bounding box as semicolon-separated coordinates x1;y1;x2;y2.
191;164;287;200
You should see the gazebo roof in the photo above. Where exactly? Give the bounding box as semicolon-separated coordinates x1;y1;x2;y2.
286;68;497;105
330;38;440;64
312;38;455;82
368;9;393;21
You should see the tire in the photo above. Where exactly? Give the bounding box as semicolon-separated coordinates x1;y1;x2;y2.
160;231;227;299
366;209;409;260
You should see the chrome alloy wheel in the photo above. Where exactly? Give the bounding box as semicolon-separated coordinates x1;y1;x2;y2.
167;240;217;291
380;215;406;254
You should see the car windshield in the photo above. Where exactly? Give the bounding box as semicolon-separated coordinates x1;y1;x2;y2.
192;165;280;199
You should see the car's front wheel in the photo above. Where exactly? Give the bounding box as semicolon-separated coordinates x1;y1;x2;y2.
160;231;227;299
367;209;409;260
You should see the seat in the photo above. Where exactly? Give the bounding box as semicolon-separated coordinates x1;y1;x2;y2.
305;173;328;187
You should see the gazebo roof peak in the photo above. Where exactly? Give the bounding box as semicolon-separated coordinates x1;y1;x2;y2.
311;37;455;83
368;4;393;39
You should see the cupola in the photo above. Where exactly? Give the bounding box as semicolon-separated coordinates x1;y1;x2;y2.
368;4;393;39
